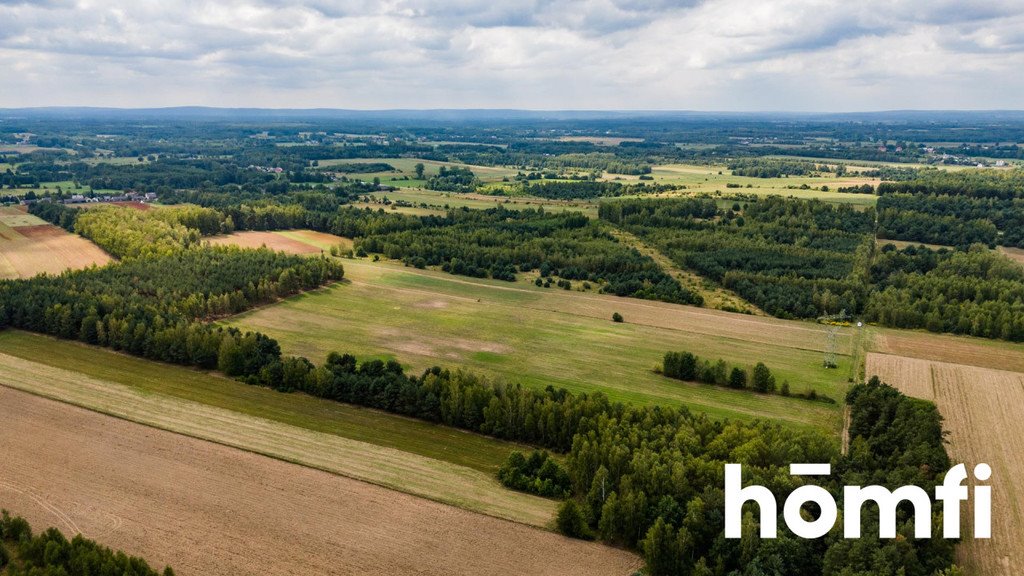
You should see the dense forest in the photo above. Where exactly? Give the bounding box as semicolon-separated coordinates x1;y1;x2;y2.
521;180;673;199
865;244;1024;340
0;512;173;576
350;206;704;304
602;196;873;318
727;158;824;178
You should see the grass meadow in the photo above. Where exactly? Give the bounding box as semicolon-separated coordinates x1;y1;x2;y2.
225;259;856;432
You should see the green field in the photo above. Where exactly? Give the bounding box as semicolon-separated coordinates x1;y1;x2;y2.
614;163;879;206
225;259;854;432
0;330;520;474
2;180;121;198
362;188;598;216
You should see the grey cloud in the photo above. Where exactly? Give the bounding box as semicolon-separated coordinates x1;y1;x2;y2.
0;0;1023;110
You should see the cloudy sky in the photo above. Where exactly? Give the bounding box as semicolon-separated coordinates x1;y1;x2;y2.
2;0;1023;111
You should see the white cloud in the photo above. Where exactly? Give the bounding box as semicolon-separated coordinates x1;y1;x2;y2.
0;0;1022;110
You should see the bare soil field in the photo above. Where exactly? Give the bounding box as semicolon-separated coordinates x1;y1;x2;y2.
0;221;112;279
0;387;641;576
865;353;1024;576
207;230;349;255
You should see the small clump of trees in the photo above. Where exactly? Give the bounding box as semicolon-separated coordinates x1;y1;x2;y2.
497;450;571;498
662;351;832;402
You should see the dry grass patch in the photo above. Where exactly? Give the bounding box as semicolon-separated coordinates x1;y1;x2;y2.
206;230;349;255
0;387;641;576
999;246;1024;266
866;353;1024;576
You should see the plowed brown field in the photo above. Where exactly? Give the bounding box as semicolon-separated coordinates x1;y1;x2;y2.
0;387;641;576
866;353;1024;576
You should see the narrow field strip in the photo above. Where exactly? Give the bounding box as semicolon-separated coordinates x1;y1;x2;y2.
0;351;557;527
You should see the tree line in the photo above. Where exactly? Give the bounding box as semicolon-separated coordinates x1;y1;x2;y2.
660;351;833;403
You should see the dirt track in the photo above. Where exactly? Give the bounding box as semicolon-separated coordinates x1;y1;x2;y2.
0;387;640;576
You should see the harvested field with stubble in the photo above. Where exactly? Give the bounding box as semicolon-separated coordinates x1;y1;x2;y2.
871;328;1024;374
865;352;1024;576
0;208;112;279
206;229;351;254
0;346;554;525
0;387;641;576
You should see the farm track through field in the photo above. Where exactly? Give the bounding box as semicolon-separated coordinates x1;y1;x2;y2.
866;353;1024;576
0;387;641;576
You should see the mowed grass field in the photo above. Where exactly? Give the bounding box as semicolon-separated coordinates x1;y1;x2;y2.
0;387;640;576
866;353;1024;576
0;207;112;279
0;331;554;525
225;259;855;432
615;163;879;207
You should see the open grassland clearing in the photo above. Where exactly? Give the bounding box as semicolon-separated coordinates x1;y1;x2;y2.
320;156;520;182
2;180;120;197
0;330;520;477
206;229;351;255
556;136;644;146
0;340;554;525
865;353;1024;576
634;163;879;206
608;226;764;315
876;238;954;251
366;187;598;215
226;259;853;431
0;387;640;576
0;207;111;279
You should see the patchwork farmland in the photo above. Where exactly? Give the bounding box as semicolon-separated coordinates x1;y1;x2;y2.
0;386;641;576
